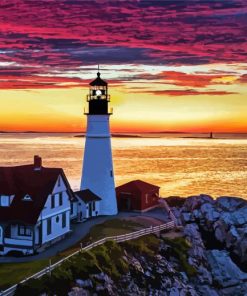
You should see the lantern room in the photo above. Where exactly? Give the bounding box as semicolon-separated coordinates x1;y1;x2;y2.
86;71;112;115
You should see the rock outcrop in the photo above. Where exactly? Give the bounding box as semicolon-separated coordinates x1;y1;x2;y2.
16;195;247;296
171;195;247;266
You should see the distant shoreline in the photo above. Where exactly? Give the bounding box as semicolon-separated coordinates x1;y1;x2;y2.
1;131;247;134
0;131;247;139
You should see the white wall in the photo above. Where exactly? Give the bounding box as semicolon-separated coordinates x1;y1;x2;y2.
70;202;78;219
81;115;118;216
0;246;33;256
77;200;100;220
37;174;71;244
41;211;70;244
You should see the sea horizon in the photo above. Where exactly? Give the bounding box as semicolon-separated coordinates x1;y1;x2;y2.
0;133;246;199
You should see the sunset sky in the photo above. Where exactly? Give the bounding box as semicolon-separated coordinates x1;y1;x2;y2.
0;0;246;132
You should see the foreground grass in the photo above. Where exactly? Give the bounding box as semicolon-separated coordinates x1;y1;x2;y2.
0;260;48;290
14;235;196;296
0;218;142;290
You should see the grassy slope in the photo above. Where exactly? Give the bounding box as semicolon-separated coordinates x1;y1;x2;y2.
15;235;196;296
0;219;141;290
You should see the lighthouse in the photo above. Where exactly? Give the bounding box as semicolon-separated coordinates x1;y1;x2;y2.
80;69;118;216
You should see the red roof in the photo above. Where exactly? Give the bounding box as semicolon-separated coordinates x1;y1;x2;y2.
0;164;74;225
116;180;160;193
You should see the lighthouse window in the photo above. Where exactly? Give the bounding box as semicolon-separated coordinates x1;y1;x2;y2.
110;170;113;177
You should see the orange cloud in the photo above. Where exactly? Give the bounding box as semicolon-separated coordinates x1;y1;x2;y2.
158;71;237;88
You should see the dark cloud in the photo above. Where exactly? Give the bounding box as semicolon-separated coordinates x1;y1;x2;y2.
0;0;246;88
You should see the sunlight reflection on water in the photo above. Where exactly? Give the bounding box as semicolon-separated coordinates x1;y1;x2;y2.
0;133;246;199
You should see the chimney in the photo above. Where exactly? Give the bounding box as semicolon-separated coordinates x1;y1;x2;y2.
34;155;42;171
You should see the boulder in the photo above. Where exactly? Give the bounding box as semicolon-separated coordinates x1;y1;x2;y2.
184;224;206;262
206;250;247;288
217;196;246;212
75;279;93;289
68;287;89;296
183;194;214;212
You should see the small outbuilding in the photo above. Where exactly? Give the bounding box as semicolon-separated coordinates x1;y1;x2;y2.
116;180;160;212
74;189;101;221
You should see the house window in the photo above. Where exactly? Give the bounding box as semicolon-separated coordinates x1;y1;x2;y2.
18;225;32;237
92;201;95;211
59;192;63;206
47;218;52;235
145;193;149;204
51;195;55;208
62;213;66;228
0;195;10;207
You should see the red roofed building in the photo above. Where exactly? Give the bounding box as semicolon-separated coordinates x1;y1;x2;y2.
116;180;160;212
0;156;76;256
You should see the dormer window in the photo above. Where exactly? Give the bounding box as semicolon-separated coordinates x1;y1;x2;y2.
0;195;14;207
22;194;32;201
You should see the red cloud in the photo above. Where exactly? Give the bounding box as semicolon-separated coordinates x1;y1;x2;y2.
0;0;246;89
238;74;247;83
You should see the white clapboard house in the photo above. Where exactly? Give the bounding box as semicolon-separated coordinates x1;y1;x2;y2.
0;156;75;256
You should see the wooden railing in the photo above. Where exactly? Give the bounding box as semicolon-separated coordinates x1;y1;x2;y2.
0;220;175;296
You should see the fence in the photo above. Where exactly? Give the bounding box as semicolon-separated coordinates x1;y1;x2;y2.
1;220;175;296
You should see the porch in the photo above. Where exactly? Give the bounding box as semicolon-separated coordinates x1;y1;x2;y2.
3;223;42;248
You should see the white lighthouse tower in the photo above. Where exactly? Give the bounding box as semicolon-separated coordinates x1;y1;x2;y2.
80;69;118;216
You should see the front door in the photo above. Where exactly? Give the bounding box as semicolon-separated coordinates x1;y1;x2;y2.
121;197;131;210
88;203;92;217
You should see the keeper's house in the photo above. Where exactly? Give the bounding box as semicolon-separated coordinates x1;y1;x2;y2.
116;180;160;212
0;156;75;256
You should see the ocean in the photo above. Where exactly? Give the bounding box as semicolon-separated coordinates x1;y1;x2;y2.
0;133;246;199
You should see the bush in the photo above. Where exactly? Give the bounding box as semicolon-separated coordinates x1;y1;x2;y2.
122;235;160;257
48;267;73;296
162;237;197;277
15;278;47;296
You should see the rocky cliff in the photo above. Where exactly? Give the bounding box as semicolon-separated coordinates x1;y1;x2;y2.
16;195;247;296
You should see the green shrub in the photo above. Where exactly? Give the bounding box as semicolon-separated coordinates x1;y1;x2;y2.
162;237;197;277
48;267;73;296
15;278;46;296
122;235;160;257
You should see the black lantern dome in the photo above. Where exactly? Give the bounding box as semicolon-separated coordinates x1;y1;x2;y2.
86;69;111;115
